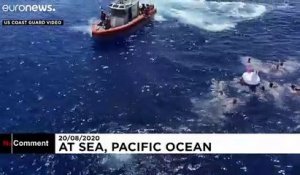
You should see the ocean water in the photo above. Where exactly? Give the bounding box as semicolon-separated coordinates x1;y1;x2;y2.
1;0;300;174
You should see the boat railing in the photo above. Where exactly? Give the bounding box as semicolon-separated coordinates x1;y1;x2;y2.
111;0;138;5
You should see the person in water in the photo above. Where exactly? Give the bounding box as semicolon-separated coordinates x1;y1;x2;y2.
219;90;224;96
247;58;251;63
275;61;284;69
269;82;279;89
291;85;300;91
279;61;284;67
232;98;237;105
289;84;300;95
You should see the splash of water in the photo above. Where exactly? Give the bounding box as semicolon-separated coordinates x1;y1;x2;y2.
154;14;167;22
154;0;267;32
69;18;97;37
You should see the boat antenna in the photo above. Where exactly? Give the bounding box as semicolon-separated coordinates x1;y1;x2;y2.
95;0;102;10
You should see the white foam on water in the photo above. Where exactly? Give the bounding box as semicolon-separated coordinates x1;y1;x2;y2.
276;2;293;10
210;79;245;113
154;14;167;22
191;97;226;123
240;56;300;77
210;79;227;99
264;82;286;108
281;60;300;73
99;154;133;170
69;18;97;37
113;154;132;162
70;25;92;36
191;95;244;123
154;0;266;32
191;79;245;123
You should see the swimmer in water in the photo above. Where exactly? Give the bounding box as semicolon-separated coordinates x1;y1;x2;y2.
289;84;300;95
271;60;284;72
260;85;265;91
269;82;278;88
219;90;224;96
232;98;237;105
247;58;251;63
275;61;284;70
280;61;284;67
291;85;300;91
239;77;245;85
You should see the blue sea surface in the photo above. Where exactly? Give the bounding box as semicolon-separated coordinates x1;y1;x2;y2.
1;0;300;174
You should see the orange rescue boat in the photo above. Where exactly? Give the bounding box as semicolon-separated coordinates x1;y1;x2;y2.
92;0;156;37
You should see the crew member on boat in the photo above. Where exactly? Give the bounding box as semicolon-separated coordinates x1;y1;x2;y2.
103;17;111;29
140;4;146;14
100;11;106;21
144;4;154;17
98;11;107;26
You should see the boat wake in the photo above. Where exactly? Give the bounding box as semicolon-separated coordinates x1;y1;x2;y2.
154;0;267;32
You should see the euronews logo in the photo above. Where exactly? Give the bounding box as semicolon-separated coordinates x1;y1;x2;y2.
2;4;56;12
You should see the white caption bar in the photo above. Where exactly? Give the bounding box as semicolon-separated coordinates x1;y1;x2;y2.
55;134;300;154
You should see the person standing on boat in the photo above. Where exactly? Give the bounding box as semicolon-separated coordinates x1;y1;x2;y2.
140;4;146;14
104;17;111;29
144;4;150;16
100;11;106;22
